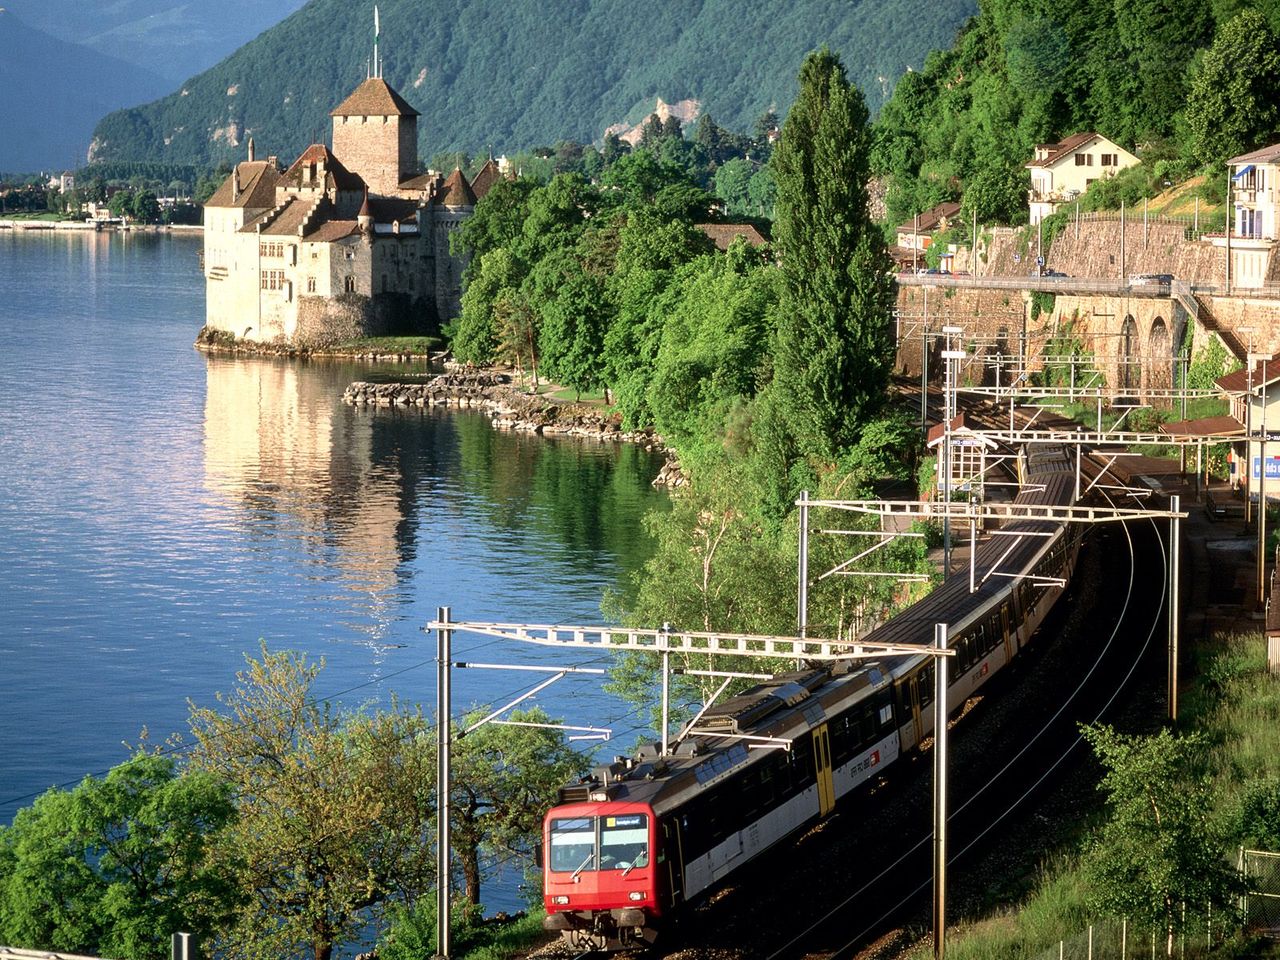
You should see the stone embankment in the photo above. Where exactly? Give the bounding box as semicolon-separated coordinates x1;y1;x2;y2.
343;372;686;487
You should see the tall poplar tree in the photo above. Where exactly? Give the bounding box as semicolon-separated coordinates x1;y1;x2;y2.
770;48;894;461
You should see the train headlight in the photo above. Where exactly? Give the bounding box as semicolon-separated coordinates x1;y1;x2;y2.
551;896;570;905
628;892;644;901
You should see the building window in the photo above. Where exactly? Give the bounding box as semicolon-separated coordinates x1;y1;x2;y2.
345;276;356;293
259;241;285;258
306;276;316;293
1101;153;1115;167
344;247;355;260
261;269;286;291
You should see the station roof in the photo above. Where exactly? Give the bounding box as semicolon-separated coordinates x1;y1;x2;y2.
1159;415;1245;439
1216;356;1280;395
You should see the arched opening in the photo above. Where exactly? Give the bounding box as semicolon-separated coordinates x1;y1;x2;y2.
1119;316;1140;397
1148;316;1172;401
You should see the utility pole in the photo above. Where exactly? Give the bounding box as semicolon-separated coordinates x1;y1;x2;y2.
933;621;950;960
941;326;965;575
436;606;453;960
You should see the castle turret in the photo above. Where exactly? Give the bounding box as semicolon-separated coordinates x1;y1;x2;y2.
358;191;374;239
330;78;420;198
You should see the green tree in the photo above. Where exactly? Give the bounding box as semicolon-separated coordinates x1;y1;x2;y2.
1185;10;1280;166
1081;724;1242;956
131;189;162;224
0;754;237;960
450;708;586;906
185;645;436;960
531;250;609;400
714;157;755;214
107;189;133;219
770;48;895;461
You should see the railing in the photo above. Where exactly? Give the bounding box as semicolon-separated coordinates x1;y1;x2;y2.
896;273;1172;297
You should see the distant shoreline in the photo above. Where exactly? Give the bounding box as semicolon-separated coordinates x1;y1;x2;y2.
0;219;202;235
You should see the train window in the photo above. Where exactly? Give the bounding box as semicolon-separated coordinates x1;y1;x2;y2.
549;817;597;873
879;703;894;727
600;814;649;871
918;663;935;709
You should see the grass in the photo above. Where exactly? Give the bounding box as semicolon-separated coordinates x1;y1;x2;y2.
327;335;442;354
456;911;548;960
903;632;1280;959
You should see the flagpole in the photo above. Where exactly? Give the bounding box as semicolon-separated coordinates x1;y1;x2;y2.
374;5;380;78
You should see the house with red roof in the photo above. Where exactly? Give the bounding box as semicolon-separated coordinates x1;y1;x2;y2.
203;72;508;345
1026;132;1138;224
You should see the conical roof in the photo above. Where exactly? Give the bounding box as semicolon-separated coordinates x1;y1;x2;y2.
470;158;503;200
330;77;420;118
438;168;477;206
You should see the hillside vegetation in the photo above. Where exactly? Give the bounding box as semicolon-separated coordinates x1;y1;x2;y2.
872;0;1280;227
88;0;975;167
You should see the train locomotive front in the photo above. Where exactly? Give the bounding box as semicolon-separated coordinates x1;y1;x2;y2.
542;800;661;950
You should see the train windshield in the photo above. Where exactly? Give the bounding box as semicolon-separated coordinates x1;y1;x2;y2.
549;814;649;873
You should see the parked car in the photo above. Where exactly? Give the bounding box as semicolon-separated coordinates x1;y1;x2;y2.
1129;273;1173;286
1043;269;1069;278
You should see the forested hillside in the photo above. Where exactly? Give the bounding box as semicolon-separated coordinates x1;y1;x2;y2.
89;0;975;167
872;0;1280;227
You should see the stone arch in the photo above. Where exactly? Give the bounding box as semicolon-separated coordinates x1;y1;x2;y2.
1148;316;1172;399
1119;315;1140;395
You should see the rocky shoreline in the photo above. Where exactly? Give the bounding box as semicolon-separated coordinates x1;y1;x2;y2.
343;371;686;487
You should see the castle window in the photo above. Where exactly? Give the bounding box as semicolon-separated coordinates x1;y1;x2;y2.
260;269;286;291
259;241;285;258
345;276;356;293
344;247;355;260
307;277;316;293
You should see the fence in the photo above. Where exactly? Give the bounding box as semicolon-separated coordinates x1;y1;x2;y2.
1027;908;1230;960
1241;847;1280;938
1020;852;1280;960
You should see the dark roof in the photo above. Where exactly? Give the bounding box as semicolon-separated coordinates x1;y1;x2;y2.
1026;132;1101;168
470;159;503;200
238;196;321;237
1216;357;1280;394
1230;142;1280;165
1159;415;1245;439
369;197;419;223
399;171;440;192
281;144;364;193
304;220;361;243
205;160;280;209
696;222;769;251
896;200;962;235
330;78;420;118
437;168;476;206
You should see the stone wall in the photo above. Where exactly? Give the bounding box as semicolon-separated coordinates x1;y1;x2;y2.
895;285;1029;380
1046;218;1225;283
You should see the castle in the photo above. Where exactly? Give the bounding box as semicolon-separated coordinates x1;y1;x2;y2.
203;71;502;345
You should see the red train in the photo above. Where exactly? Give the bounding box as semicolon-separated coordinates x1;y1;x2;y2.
542;449;1082;949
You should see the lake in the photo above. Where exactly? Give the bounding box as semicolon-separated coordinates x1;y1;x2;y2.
0;229;667;908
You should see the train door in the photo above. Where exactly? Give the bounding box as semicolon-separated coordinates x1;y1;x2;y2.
811;724;835;816
1000;601;1015;660
661;817;685;909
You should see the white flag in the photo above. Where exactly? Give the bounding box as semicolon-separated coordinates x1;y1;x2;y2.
374;5;380;38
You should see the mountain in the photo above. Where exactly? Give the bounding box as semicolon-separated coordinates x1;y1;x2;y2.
0;9;170;172
88;0;977;168
0;0;308;85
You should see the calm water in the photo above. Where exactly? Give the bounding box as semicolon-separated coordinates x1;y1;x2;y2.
0;231;667;859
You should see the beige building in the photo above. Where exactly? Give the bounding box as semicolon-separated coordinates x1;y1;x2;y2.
1026;132;1139;224
203;74;503;346
1207;142;1280;290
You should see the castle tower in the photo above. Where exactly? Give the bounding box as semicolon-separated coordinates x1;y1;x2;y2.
330;78;420;198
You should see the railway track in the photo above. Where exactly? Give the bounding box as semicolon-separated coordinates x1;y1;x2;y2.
655;394;1173;960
